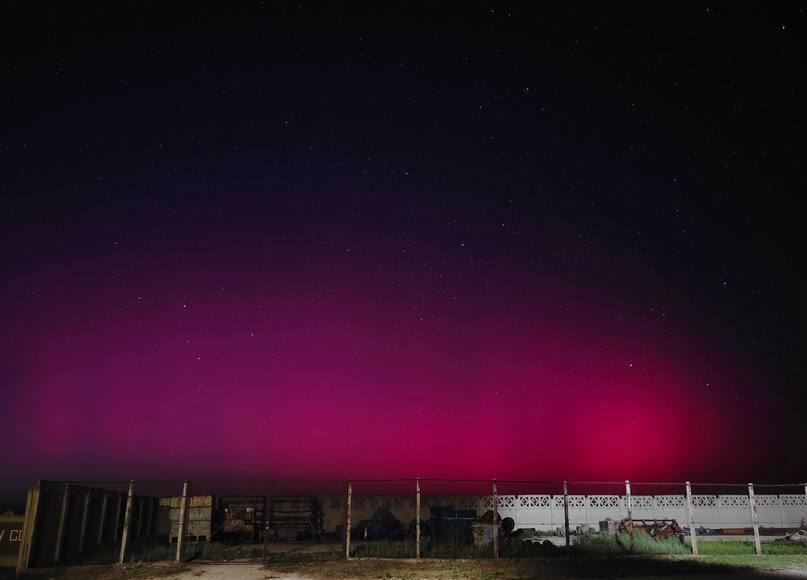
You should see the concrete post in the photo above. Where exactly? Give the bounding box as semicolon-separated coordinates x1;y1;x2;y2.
119;481;135;565
625;480;632;520
685;481;699;555
748;483;762;556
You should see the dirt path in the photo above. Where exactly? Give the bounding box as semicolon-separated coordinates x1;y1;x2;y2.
171;562;307;579
150;559;807;580
6;557;807;579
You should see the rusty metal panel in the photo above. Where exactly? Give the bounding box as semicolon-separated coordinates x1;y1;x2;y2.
223;506;255;534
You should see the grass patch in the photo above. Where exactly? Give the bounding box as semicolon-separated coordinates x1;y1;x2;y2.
697;539;807;555
263;555;807;578
348;539;492;559
427;543;492;559
78;539;278;565
267;550;340;564
574;532;691;555
186;541;267;560
77;538;173;565
128;540;174;562
693;554;807;571
352;540;416;558
573;533;807;557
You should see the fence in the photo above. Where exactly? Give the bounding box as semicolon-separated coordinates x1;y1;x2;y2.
15;479;189;573
14;478;807;572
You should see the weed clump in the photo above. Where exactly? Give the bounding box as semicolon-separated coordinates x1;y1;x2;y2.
574;532;691;555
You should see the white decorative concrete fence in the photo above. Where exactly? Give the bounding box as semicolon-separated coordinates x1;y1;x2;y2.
321;493;807;534
486;494;807;531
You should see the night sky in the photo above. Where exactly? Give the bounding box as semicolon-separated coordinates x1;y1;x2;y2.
1;4;805;506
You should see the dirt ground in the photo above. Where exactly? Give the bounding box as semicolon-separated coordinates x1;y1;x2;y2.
6;557;807;580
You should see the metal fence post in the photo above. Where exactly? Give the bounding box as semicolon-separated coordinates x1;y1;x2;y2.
685;481;699;555
748;483;762;556
119;481;135;565
345;479;352;560
563;481;570;556
625;480;634;552
415;478;421;559
492;479;499;560
176;480;190;563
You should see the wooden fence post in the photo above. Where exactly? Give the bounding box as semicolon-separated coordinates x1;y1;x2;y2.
685;481;699;555
118;481;135;565
492;480;499;560
175;480;190;563
78;490;91;554
415;478;421;559
563;481;570;556
16;481;41;575
345;479;352;560
748;483;762;556
97;492;109;546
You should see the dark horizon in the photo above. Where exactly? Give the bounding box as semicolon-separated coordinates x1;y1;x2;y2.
1;4;805;512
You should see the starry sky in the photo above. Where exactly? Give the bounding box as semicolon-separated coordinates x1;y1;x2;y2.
1;3;805;507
